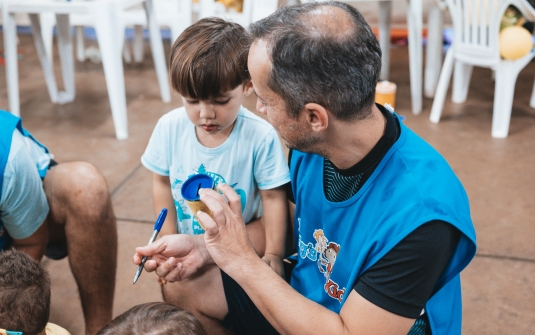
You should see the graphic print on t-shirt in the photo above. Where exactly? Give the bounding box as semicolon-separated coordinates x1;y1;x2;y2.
298;218;347;303
172;164;247;235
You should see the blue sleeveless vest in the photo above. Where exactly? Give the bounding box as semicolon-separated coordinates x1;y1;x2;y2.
0;110;49;250
289;117;477;335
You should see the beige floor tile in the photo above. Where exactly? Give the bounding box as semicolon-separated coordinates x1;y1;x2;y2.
462;256;535;335
112;164;155;223
44;220;163;335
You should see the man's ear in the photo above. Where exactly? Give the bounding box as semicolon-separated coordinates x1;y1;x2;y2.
243;81;254;97
303;103;329;132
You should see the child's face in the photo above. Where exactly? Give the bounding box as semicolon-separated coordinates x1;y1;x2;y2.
182;83;253;146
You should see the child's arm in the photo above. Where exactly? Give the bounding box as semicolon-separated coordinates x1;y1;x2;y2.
260;185;289;277
152;173;178;236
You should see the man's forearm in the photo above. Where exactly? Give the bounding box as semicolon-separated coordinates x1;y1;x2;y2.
229;256;346;335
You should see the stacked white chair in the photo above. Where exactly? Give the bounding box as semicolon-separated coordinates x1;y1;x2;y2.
429;0;535;138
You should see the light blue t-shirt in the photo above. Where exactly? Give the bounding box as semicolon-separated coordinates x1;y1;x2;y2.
0;129;51;244
142;106;290;235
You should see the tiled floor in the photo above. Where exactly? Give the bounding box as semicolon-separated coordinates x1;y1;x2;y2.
1;31;535;334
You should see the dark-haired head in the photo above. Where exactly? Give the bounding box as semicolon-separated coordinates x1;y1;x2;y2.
96;302;206;335
0;249;51;335
170;17;252;100
248;1;382;121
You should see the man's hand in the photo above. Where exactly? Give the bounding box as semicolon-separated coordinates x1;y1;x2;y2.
197;183;259;273
262;253;285;278
133;233;211;283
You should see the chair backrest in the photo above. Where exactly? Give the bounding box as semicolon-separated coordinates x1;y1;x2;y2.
446;0;535;66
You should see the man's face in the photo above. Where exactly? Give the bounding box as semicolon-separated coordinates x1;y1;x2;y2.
247;40;318;151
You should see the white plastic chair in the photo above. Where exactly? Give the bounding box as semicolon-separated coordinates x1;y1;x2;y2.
301;0;424;115
424;0;447;98
429;0;535;138
2;0;169;140
120;0;192;62
37;1;173;100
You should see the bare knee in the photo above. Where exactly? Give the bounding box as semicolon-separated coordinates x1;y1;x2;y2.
45;161;113;222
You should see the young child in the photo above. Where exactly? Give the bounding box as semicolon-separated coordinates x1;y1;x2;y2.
141;17;290;276
0;249;71;335
96;302;205;335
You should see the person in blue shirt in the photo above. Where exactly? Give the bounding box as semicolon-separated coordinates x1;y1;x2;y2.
0;111;117;335
133;2;477;335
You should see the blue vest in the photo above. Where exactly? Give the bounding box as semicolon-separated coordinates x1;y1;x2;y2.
0;111;49;250
289;118;477;335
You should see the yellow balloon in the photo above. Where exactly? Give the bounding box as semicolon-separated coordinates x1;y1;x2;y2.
499;26;534;60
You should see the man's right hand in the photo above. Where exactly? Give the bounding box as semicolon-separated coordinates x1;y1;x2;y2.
133;233;212;283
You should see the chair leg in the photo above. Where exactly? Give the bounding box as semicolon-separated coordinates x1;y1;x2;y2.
4;7;21;116
56;14;76;104
76;26;86;62
133;25;144;63
144;0;171;102
530;77;535;108
430;48;455;123
407;0;423;115
40;12;56;68
424;3;443;98
378;1;392;81
29;14;60;104
94;1;129;140
452;61;473;103
492;62;521;138
123;37;133;64
169;0;192;43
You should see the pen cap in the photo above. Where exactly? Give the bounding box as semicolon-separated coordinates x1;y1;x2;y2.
154;208;168;231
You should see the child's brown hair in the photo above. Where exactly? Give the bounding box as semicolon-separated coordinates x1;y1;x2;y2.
0;249;51;335
169;17;251;100
96;302;206;335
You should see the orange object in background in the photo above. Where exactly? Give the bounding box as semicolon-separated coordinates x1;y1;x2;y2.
217;0;243;12
375;80;397;109
371;28;428;43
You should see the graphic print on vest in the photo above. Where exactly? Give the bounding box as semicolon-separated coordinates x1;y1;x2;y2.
298;218;346;303
173;164;247;235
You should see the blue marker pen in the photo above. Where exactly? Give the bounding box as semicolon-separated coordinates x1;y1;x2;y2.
133;208;168;284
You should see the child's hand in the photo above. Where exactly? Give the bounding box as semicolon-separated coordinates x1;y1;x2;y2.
262;253;285;278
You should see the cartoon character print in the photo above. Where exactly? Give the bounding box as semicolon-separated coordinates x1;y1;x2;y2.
307;228;346;303
321;243;340;280
314;230;340;280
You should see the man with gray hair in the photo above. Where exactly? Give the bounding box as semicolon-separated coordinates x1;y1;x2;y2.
134;2;477;334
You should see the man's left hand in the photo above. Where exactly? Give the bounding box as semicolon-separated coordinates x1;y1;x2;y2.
197;184;259;273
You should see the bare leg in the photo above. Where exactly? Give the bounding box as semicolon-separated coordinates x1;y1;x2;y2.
43;162;117;335
161;218;267;334
162;265;233;335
